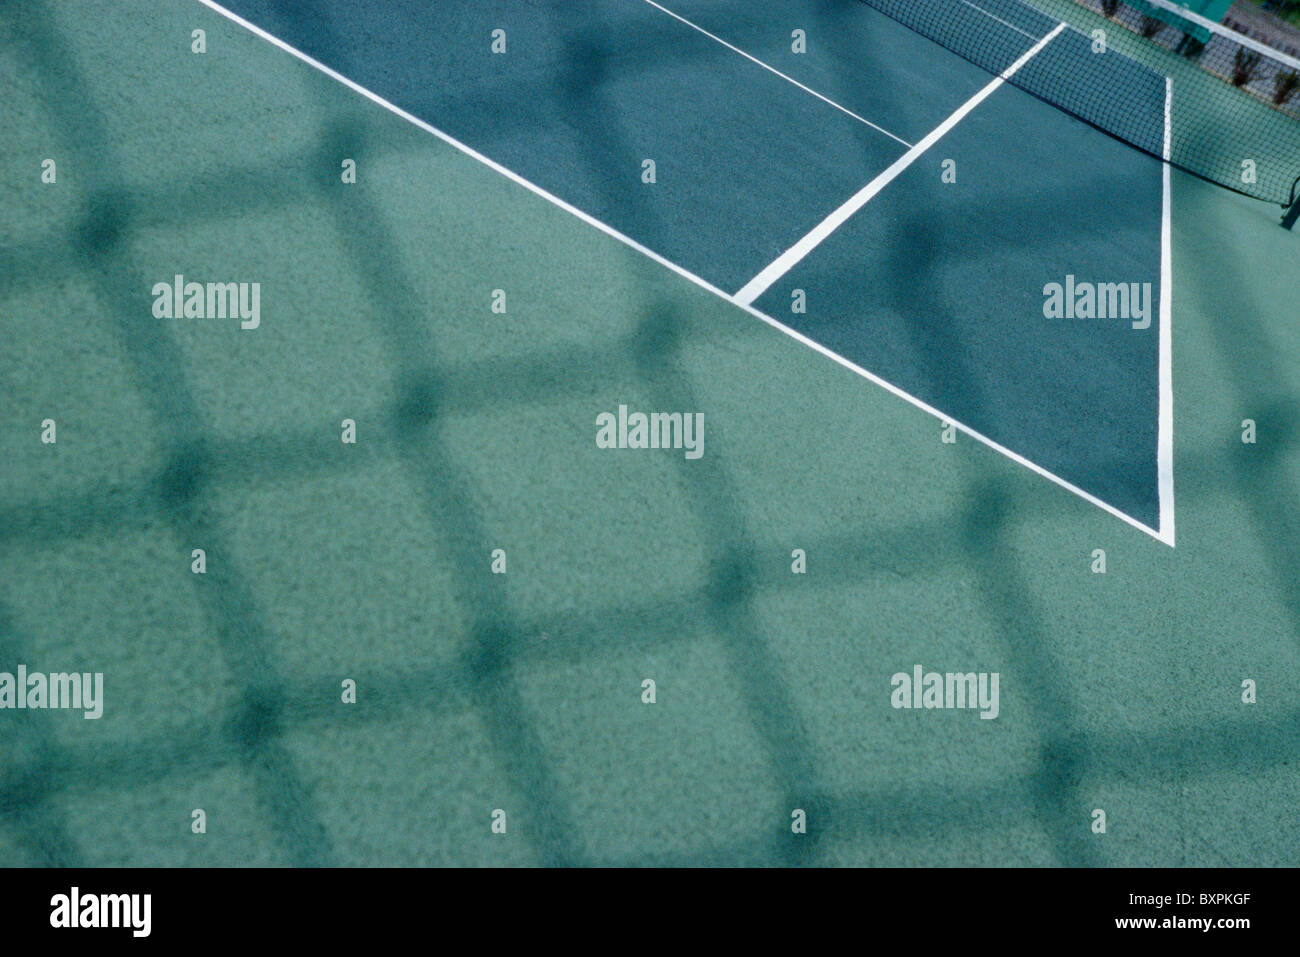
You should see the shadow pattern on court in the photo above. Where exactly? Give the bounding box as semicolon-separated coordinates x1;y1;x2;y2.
1;0;1298;867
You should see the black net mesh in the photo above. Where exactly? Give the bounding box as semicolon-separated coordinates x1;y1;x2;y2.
860;0;1300;205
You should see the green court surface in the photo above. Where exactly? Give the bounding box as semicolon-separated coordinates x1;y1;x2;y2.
1;0;1299;867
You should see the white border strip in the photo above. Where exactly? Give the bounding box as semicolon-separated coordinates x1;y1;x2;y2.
642;0;912;148
1158;76;1176;545
191;0;1172;546
733;21;1068;307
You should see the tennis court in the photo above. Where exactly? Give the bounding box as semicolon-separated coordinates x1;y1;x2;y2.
2;0;1298;866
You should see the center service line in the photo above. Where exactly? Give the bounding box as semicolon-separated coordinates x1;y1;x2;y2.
642;0;913;148
733;21;1068;307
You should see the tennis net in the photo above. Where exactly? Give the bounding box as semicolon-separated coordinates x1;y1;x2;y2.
858;0;1300;206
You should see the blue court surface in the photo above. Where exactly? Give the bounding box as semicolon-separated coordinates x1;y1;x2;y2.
209;0;1171;540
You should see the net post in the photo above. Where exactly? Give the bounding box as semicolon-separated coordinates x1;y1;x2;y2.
1284;178;1300;230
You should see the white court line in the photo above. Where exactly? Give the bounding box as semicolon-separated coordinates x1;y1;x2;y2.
958;0;1041;41
190;0;1171;546
641;0;913;149
1158;76;1176;545
734;21;1068;307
